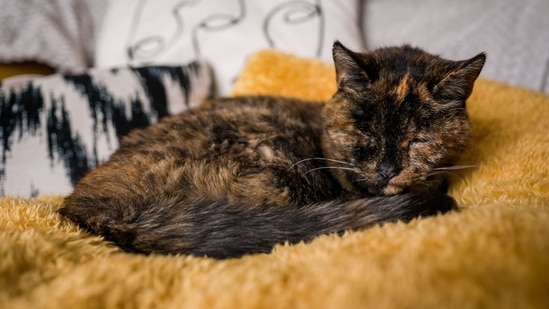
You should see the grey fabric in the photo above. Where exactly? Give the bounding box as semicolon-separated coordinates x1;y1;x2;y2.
363;0;549;94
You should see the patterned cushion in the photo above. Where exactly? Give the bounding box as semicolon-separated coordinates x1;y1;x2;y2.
0;62;212;197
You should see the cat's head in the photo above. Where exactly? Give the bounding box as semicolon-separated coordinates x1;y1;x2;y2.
322;42;485;196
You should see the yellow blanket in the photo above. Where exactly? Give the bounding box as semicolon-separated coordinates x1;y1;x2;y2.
2;50;549;308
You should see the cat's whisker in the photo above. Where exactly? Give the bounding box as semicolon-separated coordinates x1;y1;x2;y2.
427;165;479;177
431;165;479;171
301;166;357;177
426;171;448;177
289;157;355;170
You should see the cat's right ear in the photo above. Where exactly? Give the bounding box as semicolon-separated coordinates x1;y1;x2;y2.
433;53;487;102
332;41;372;93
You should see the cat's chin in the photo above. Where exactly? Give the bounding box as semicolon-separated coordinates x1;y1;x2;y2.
364;183;405;196
351;180;403;196
356;179;411;196
382;185;406;196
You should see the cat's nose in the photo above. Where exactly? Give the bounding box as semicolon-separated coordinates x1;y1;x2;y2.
378;163;398;180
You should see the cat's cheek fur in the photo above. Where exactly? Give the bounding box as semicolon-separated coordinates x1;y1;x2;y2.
436;116;473;164
321;124;383;195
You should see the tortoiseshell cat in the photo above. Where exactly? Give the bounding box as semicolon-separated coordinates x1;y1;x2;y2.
60;42;485;259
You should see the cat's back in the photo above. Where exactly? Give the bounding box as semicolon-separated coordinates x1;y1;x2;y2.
62;96;340;232
113;96;324;159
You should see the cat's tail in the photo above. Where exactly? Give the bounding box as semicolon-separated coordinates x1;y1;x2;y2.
62;193;456;259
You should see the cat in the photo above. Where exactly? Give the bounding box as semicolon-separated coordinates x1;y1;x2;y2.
60;42;486;259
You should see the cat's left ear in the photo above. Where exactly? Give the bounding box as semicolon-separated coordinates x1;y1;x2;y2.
433;53;487;101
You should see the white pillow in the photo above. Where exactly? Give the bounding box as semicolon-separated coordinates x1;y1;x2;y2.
95;0;365;95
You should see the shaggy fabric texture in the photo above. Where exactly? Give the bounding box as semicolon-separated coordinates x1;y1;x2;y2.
1;50;549;308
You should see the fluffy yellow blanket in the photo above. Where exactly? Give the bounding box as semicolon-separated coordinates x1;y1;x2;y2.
2;50;549;309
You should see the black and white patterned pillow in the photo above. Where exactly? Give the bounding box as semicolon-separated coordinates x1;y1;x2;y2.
0;62;212;197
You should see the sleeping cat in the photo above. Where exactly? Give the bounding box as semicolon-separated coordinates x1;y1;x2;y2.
60;42;485;259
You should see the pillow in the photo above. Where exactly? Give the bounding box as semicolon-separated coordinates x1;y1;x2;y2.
0;62;212;198
95;0;365;96
232;49;335;101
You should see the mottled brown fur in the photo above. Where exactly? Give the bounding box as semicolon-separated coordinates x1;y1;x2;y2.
60;42;485;259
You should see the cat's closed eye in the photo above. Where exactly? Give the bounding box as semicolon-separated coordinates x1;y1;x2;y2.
410;137;430;144
400;137;430;153
353;135;379;160
362;133;379;148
